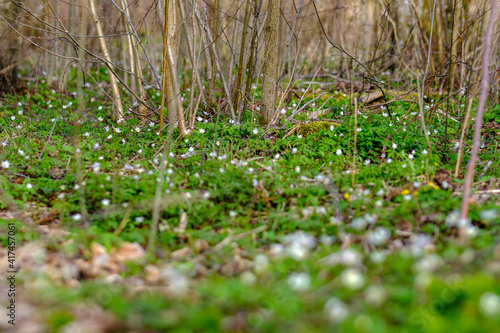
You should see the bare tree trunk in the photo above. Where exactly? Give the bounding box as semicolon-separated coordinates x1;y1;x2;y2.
88;0;124;119
459;0;498;241
0;0;23;95
260;0;280;124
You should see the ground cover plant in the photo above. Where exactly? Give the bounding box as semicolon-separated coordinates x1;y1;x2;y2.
1;0;500;332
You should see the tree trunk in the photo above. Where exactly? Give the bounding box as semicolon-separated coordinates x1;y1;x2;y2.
0;0;23;95
260;0;280;124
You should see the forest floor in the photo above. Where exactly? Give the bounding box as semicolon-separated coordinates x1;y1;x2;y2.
0;78;500;332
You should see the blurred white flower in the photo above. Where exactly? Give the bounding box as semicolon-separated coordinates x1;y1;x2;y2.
341;268;364;290
364;285;387;307
287;272;311;292
479;292;500;317
324;298;349;323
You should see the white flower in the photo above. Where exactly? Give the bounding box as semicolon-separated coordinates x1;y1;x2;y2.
252;128;258;135
72;213;82;221
135;127;141;132
274;153;280;159
297;134;303;139
336;149;342;156
18;110;23;115
292;147;298;154
365;285;387;307
330;125;334;131
26;183;33;189
11;116;16;120
295;166;301;173
135;216;144;223
324;298;349;323
422;149;428;155
102;199;110;206
98;106;103;110
98;116;103;121
368;227;390;246
341;268;364;290
18;149;25;156
287;272;311;292
84;132;90;137
387;158;392;163
356;127;362;132
199;128;205;134
1;160;10;169
114;127;121;133
392;143;397;149
408;154;414;160
479;292;500;317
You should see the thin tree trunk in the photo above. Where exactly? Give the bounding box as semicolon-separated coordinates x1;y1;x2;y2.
0;0;23;95
260;0;281;123
459;0;497;241
88;0;124;119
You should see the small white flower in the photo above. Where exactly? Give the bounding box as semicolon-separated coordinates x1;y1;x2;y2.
479;292;500;317
274;153;280;159
135;127;141;132
84;132;90;137
287;272;311;292
98;106;103;110
1;160;10;169
341;268;364;290
422;149;428;155
11;116;16;120
408;154;414;160
135;216;145;223
356;127;362;132
387;158;392;163
98;116;103;121
392;143;397;149
324;298;349;323
114;127;121;133
295;166;301;173
199;128;205;134
102;199;110;206
252;128;258;135
107;135;113;140
292;147;298;154
72;213;82;221
297;134;303;139
336;149;342;156
219;167;225;174
26;183;33;189
229;210;237;218
18;110;23;115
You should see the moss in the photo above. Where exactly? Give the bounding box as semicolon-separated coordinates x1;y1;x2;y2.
297;121;340;136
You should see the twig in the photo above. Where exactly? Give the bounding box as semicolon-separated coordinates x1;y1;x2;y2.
38;116;58;160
